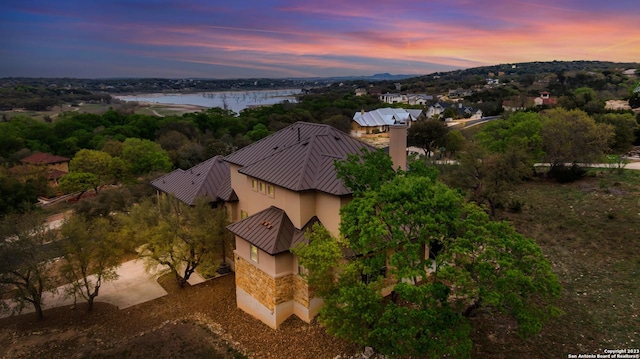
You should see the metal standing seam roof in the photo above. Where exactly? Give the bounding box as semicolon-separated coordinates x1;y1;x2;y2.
352;108;422;127
226;205;319;255
224;122;375;196
150;155;237;205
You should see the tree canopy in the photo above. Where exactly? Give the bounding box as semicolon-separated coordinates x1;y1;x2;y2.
124;196;231;287
0;213;59;321
541;108;613;167
295;152;561;358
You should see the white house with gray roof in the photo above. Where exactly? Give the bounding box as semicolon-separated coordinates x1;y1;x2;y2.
351;107;423;137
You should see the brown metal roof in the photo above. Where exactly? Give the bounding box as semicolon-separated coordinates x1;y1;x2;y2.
20;153;70;165
226;206;319;255
225;122;374;196
151;155;237;205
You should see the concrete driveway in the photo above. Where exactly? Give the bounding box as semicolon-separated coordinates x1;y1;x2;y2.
1;259;206;318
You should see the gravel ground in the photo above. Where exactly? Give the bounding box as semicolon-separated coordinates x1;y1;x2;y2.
0;274;361;359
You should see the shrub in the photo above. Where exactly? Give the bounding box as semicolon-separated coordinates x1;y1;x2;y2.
548;164;587;183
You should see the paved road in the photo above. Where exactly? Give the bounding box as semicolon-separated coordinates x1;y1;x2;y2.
1;259;205;319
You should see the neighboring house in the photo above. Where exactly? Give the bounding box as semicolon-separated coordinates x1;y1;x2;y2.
503;92;557;111
502;98;531;112
448;88;473;98
9;152;70;186
406;94;433;105
605;100;631;111
351;107;423;137
354;88;368;97
20;152;70;174
379;92;404;104
379;93;433;105
426;102;482;120
534;91;558;106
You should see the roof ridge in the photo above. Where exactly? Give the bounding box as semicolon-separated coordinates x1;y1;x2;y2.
196;156;222;198
273;206;292;253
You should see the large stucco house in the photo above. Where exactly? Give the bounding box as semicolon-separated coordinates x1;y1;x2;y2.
152;122;408;328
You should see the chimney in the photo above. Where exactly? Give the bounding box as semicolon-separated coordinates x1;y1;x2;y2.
361;109;365;115
388;124;407;171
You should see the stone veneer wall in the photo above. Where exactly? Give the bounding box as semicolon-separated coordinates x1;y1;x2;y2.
235;256;313;327
293;274;311;308
235;256;276;311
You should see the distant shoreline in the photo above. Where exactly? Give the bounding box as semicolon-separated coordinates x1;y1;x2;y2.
113;89;302;113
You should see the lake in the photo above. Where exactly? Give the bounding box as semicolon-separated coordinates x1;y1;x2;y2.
114;88;302;114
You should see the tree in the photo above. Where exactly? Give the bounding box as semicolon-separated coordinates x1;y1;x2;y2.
443;129;466;157
445;143;531;217
475;111;544;165
0;213;58;321
121;138;172;175
58;216;122;311
59;172;99;200
541;108;613;169
127;196;230;287
333;148;395;196
295;152;561;358
629;81;640;109
407;119;449;158
70;149;114;190
246;123;271;142
594;113;638;153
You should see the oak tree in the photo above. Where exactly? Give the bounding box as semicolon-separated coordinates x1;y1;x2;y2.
58;215;123;311
126;196;230;287
0;213;58;321
295;152;561;358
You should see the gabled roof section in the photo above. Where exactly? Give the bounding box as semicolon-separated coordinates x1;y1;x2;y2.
353;107;422;127
227;206;320;255
225;122;374;196
151;155;237;205
21;153;70;165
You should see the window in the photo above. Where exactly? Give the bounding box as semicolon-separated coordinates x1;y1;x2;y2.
251;179;258;191
267;184;275;198
250;244;258;262
259;182;266;194
298;265;308;276
241;210;248;219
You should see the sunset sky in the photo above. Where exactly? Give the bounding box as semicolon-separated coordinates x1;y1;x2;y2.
1;0;639;79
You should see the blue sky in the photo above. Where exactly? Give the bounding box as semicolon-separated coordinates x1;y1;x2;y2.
1;0;639;78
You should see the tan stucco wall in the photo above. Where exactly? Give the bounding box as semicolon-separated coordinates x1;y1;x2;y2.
231;163;345;236
314;191;343;237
